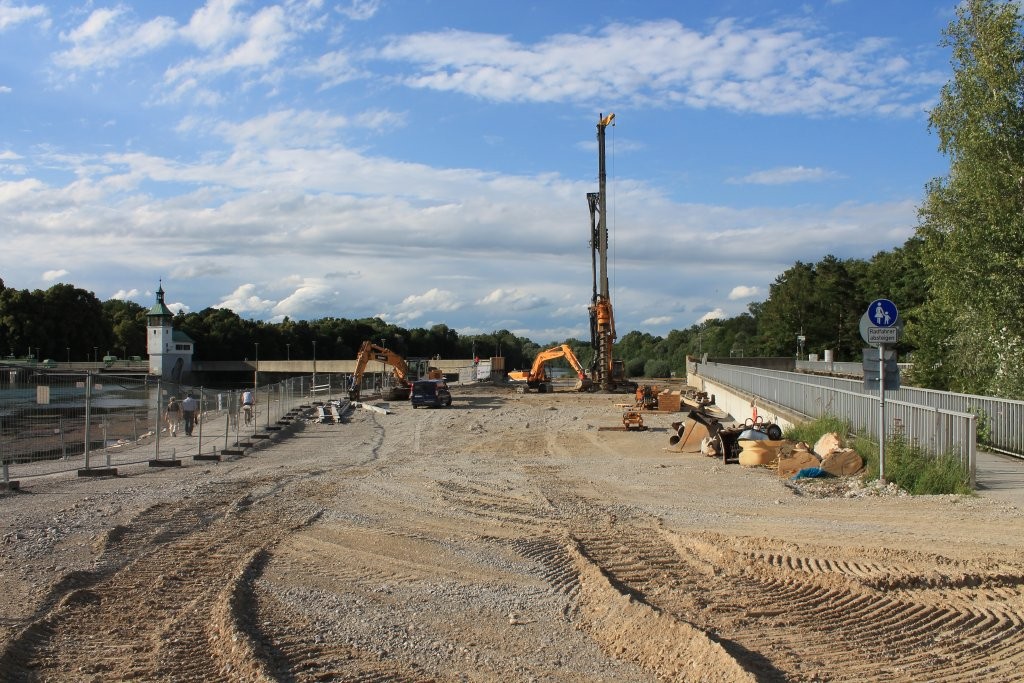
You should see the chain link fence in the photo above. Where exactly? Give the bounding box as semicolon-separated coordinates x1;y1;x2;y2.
1;364;314;484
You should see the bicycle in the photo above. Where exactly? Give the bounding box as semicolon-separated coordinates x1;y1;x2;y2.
242;403;253;426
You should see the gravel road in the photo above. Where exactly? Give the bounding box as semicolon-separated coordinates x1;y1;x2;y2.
2;383;1023;682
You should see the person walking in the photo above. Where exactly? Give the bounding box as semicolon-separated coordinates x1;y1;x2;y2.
182;392;198;436
165;396;181;437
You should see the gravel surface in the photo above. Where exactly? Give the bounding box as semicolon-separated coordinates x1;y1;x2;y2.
1;382;1023;682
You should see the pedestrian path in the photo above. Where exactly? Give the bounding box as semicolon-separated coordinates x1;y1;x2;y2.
975;450;1024;505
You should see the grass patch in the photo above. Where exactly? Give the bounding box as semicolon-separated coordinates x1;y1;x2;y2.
784;414;973;495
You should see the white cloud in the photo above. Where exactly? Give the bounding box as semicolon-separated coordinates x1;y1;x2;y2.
698;309;725;324
642;315;672;326
377;19;940;116
729;285;760;300
42;268;69;281
110;288;140;300
477;288;549;311
0;2;47;32
55;6;177;70
217;283;276;316
387;288;463;324
338;0;380;21
166;301;190;315
729;165;843;185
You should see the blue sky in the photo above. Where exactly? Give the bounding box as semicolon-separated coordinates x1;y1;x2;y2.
1;0;956;345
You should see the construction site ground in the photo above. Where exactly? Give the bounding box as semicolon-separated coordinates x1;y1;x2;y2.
2;383;1023;682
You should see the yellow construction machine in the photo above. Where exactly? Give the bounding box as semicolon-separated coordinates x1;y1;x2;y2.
348;341;441;401
508;344;593;393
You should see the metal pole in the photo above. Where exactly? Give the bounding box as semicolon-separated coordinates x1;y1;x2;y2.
154;379;162;462
197;386;204;450
83;373;93;469
878;343;886;484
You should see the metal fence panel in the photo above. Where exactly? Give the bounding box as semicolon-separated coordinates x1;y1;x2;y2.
1;366;314;483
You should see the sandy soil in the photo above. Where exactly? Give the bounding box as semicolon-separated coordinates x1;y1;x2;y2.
1;383;1023;682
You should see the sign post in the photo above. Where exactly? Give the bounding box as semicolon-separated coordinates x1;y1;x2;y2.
860;299;899;483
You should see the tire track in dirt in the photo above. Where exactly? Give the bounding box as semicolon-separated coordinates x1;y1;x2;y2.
0;476;329;682
568;517;1024;681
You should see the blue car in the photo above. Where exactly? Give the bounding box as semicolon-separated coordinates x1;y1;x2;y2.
410;379;452;408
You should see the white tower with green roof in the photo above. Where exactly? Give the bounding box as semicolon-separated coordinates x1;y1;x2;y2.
146;282;194;381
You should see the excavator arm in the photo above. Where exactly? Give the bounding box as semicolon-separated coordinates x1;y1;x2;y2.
508;345;592;392
348;341;414;400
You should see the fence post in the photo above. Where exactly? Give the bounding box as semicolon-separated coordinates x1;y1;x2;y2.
154;379;162;462
83;372;93;470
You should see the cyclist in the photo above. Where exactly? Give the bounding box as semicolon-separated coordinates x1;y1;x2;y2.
241;389;254;425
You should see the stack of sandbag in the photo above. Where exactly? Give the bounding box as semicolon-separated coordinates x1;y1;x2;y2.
775;432;865;477
814;432;865;476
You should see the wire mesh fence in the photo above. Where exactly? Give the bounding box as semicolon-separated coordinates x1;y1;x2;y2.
0;365;314;482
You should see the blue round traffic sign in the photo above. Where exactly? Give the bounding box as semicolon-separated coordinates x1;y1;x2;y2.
867;299;898;328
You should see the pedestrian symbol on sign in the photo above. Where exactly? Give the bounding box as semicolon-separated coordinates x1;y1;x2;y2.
866;299;898;328
873;302;891;326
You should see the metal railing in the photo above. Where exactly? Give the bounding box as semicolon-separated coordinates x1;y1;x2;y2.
695;362;978;482
0;366;315;483
726;362;1023;458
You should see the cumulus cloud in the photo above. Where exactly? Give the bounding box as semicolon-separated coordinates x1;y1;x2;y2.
217;283;276;316
110;288;140;300
729;285;760;300
387;288;463;324
698;309;725;324
477;288;549;311
42;269;69;281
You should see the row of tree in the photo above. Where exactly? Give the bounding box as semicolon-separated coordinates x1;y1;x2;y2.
2;1;1021;399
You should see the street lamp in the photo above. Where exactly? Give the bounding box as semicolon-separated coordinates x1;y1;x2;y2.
286;343;291;360
312;340;317;390
93;346;98;363
66;347;70;363
254;342;259;392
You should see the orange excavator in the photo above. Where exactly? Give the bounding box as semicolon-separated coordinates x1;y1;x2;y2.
508;344;593;393
348;341;441;401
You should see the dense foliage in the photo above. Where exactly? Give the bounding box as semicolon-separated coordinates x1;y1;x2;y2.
912;0;1024;398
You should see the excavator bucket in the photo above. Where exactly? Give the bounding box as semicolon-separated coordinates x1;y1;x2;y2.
666;411;720;453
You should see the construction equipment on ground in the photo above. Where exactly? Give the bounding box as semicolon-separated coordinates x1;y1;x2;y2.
508;344;593;393
622;408;645;431
348;341;441;401
586;112;636;394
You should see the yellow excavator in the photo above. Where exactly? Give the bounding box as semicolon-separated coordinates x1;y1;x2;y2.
508;344;593;393
348;341;441;401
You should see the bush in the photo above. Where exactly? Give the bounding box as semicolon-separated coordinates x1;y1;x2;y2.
884;436;972;495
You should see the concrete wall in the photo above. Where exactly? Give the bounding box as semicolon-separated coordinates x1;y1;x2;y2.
686;372;799;432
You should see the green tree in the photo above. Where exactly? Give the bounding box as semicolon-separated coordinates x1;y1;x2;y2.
916;0;1024;397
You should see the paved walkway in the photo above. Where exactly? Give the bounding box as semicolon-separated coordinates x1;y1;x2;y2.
975;450;1024;505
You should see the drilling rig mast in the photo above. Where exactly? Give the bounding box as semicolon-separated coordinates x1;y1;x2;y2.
587;112;634;393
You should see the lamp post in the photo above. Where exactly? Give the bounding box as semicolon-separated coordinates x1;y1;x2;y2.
66;347;70;364
286;343;291;360
254;342;259;392
797;333;806;360
312;340;317;391
93;346;98;363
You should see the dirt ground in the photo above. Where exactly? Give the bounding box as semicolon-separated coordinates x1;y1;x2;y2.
1;383;1023;682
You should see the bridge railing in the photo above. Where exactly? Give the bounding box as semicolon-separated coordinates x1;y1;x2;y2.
695;362;978;481
714;362;1022;459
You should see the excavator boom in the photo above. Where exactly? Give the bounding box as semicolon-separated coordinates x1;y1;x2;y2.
508;344;592;393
